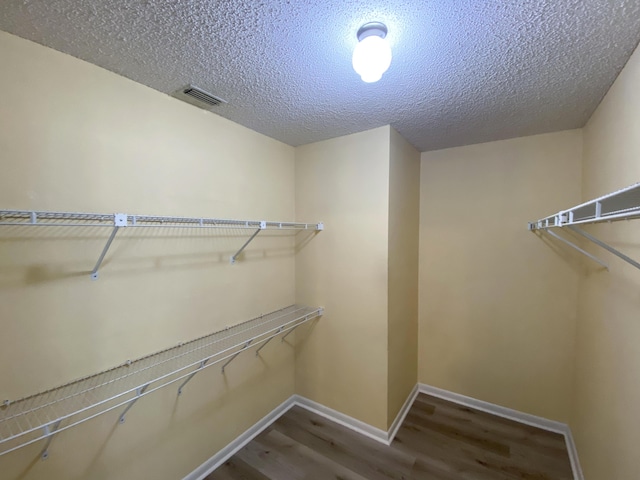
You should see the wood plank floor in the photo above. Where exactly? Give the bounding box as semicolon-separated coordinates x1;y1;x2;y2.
207;393;573;480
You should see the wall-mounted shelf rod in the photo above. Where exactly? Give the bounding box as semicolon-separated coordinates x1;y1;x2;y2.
90;214;127;280
528;182;640;271
230;222;265;264
0;305;323;458
40;420;61;460
177;358;210;396
118;383;150;424
0;210;324;278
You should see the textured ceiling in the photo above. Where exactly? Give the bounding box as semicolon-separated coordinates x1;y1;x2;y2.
1;1;640;151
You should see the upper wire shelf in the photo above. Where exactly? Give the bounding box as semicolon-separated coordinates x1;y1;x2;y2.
0;304;323;459
0;209;324;278
0;210;322;231
528;182;640;271
528;182;640;230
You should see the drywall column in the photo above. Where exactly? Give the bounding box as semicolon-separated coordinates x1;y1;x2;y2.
0;32;295;480
419;130;582;422
387;128;420;427
572;44;640;479
294;126;391;430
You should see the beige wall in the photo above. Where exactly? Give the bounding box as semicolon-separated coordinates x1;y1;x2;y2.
419;130;582;422
0;31;297;480
9;18;638;480
294;126;391;430
387;128;420;427
572;45;640;479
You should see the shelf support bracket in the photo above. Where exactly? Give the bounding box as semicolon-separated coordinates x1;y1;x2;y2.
119;383;150;424
40;419;61;460
569;226;640;271
544;229;609;270
91;214;128;280
230;221;266;264
281;317;308;343
177;358;210;396
255;328;282;356
221;340;253;373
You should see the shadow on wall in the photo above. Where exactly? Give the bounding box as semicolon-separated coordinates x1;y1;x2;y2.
0;226;313;287
295;230;320;254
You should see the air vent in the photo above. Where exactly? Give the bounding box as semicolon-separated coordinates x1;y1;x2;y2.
172;85;227;110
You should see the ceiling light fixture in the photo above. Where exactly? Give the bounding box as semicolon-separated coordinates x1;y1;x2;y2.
352;22;392;83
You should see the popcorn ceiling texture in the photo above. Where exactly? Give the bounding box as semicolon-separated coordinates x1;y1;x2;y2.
1;0;639;152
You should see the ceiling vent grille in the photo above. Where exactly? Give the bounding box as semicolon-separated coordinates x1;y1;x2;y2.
172;85;227;110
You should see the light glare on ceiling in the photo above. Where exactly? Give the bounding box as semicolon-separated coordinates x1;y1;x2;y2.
352;22;392;83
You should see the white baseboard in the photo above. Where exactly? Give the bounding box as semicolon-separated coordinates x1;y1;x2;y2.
185;386;418;479
182;395;295;480
186;384;583;480
293;383;419;446
564;427;585;480
291;394;389;444
388;383;419;443
418;383;584;480
418;383;566;433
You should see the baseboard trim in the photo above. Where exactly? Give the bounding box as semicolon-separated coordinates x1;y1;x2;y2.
564;427;585;480
185;386;418;478
418;383;584;480
388;383;419;443
291;394;389;445
182;395;295;480
418;383;566;433
186;384;583;480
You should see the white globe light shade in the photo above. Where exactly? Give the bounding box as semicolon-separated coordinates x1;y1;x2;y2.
352;35;392;83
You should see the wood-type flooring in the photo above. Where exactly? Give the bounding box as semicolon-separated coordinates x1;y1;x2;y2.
207;393;574;480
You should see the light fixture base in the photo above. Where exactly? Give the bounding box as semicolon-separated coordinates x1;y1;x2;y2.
356;22;388;41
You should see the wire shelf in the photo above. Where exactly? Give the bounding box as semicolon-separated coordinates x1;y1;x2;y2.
0;304;323;458
0;209;324;278
528;182;640;271
528;182;640;230
0;210;322;231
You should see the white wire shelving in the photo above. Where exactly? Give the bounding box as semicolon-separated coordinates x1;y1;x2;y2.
0;210;324;279
0;305;323;459
528;182;640;271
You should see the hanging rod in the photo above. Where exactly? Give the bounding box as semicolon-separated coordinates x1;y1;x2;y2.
528;182;640;271
0;210;324;278
0;305;323;458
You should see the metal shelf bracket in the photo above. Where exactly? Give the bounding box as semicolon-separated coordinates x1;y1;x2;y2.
255;327;282;356
282;314;312;343
91;213;127;280
0;305;324;458
221;340;253;373
544;229;609;270
40;420;61;460
282;308;323;344
569;226;640;271
118;383;150;424
230;221;266;264
177;358;210;396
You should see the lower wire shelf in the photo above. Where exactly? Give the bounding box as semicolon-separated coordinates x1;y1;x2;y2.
0;304;323;458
